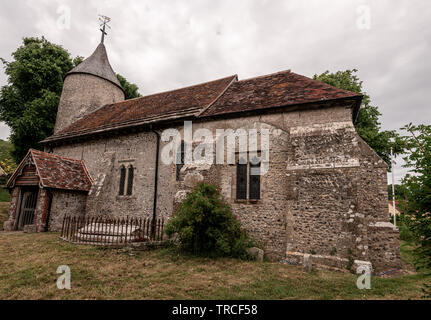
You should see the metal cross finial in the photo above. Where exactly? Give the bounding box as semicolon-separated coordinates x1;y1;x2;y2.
99;15;111;44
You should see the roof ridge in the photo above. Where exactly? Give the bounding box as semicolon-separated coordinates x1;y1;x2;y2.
236;69;292;83
289;71;362;96
116;74;238;104
51;74;238;138
41;69;364;145
30;148;83;163
236;70;361;97
29;149;44;188
198;69;363;119
80;159;93;184
6;149;35;188
52;106;201;139
197;75;238;117
49;107;200;139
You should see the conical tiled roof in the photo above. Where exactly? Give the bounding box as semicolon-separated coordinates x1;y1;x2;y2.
67;43;123;91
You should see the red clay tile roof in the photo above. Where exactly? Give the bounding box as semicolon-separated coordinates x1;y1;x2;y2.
45;75;237;141
7;149;92;192
41;70;361;144
199;70;362;117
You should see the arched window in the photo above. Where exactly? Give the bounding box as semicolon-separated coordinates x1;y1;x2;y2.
119;165;126;195
126;165;134;195
249;156;261;200
176;141;185;181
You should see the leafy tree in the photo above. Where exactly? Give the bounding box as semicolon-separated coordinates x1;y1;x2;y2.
0;37;140;163
72;56;84;67
398;123;431;272
0;139;15;188
165;183;255;259
0;139;13;165
313;69;403;167
117;74;140;100
0;37;74;161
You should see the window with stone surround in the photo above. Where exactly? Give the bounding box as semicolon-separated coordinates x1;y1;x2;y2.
119;165;126;196
236;157;247;199
118;163;135;196
236;155;261;201
126;165;134;195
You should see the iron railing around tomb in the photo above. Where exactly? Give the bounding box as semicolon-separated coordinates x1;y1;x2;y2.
60;215;165;246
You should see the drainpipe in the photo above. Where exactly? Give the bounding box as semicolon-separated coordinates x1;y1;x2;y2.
150;126;160;237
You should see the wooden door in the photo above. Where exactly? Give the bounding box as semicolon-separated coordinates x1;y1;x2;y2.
16;189;39;230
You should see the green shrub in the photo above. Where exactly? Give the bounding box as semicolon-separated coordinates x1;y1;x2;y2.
0;188;10;202
399;124;431;271
399;225;414;242
165;183;255;259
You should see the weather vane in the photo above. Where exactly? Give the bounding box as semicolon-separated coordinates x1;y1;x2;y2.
99;15;111;44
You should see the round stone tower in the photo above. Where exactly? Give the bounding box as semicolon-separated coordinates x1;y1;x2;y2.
54;43;125;133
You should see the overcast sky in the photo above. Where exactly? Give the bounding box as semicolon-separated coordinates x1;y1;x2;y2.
0;0;430;183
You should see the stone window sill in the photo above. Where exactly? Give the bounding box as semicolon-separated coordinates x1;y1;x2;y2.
116;195;136;201
234;199;261;204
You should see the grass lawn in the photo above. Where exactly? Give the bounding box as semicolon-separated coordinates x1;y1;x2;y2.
0;188;10;202
0;202;9;230
0;233;429;300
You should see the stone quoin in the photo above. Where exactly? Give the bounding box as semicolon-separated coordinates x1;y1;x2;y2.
4;38;400;274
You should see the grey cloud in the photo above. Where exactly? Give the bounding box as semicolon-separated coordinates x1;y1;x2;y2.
0;0;430;183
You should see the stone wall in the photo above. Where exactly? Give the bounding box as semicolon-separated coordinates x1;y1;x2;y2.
367;223;400;272
4;187;87;232
282;113;400;272
34;189;49;232
3;187;20;231
48;103;400;272
173;118;290;259
354;139;401;272
48;190;87;231
54;73;124;133
51;131;175;222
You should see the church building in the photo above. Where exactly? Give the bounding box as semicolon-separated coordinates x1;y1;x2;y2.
4;38;400;273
